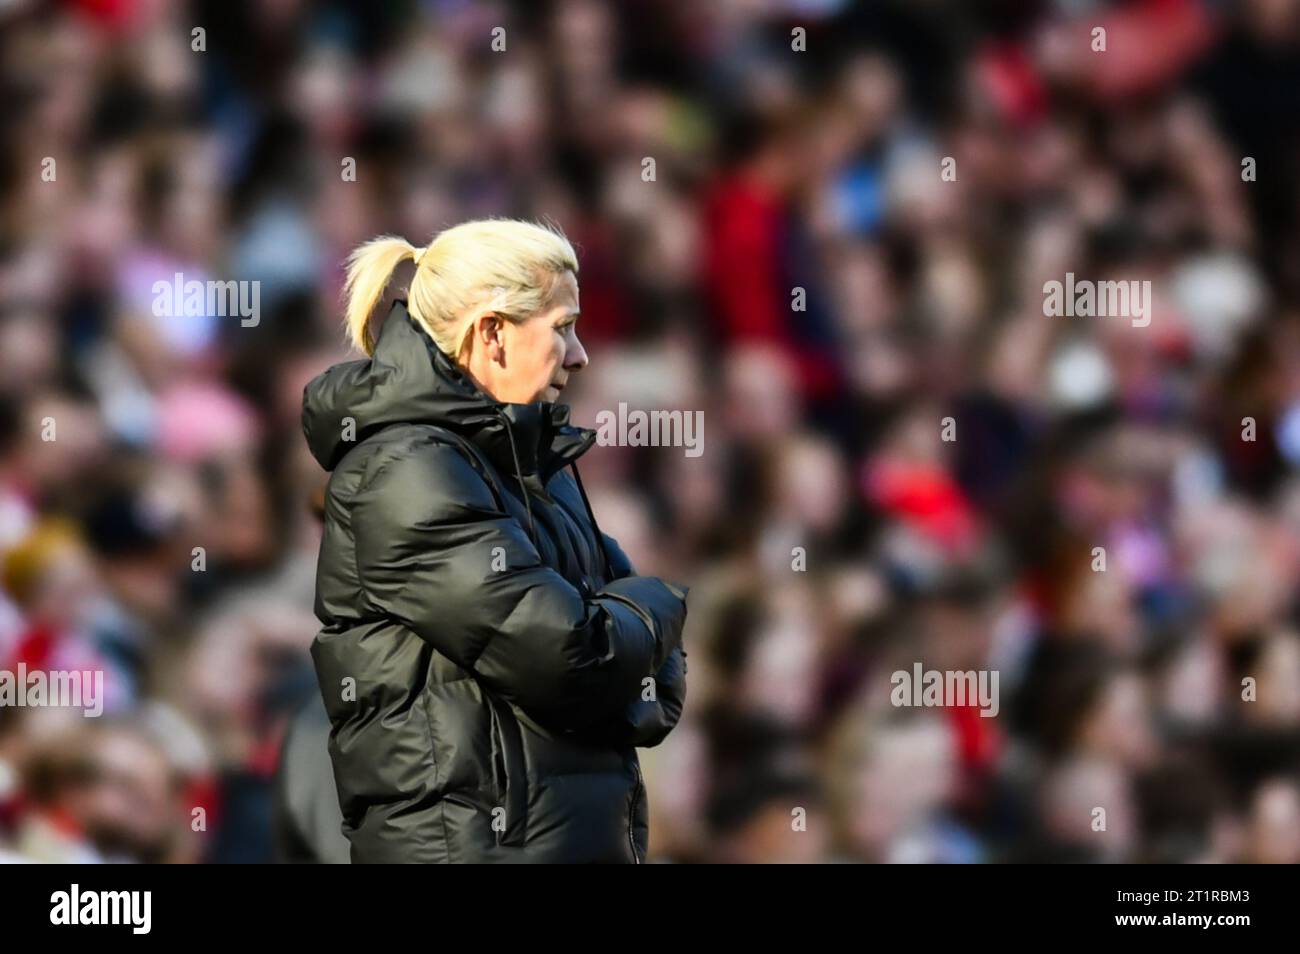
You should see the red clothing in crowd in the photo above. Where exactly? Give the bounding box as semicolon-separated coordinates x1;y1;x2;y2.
702;172;841;401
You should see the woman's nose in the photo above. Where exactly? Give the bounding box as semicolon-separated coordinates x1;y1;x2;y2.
565;335;589;372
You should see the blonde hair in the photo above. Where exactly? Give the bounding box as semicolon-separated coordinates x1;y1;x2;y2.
343;218;579;359
1;518;85;608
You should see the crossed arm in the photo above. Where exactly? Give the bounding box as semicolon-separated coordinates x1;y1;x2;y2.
350;439;688;743
586;529;688;748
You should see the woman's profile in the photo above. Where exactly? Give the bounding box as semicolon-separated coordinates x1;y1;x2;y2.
301;218;689;863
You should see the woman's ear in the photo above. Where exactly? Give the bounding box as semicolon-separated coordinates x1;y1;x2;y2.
475;312;505;365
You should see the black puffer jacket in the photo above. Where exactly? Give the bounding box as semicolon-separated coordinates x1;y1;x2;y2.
302;301;688;863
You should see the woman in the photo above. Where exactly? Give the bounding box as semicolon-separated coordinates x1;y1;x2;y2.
301;219;689;863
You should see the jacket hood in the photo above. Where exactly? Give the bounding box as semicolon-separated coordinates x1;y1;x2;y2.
302;300;597;481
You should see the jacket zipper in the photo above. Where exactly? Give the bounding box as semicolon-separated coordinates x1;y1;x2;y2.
488;701;508;845
628;760;642;864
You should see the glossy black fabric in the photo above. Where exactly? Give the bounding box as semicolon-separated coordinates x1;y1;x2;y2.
301;301;688;863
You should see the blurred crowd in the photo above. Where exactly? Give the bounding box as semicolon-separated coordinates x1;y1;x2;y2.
3;0;1300;863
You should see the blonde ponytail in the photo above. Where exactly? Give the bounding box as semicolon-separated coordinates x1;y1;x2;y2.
341;218;578;361
342;235;421;355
